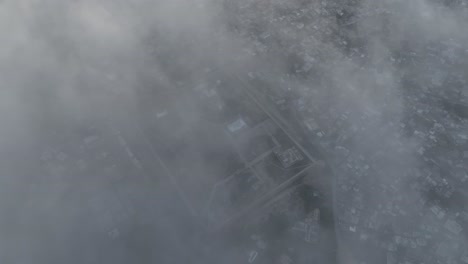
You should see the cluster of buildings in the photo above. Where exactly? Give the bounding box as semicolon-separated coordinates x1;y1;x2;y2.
227;0;468;261
33;1;468;261
248;71;468;264
184;74;335;263
183;79;316;228
237;184;331;264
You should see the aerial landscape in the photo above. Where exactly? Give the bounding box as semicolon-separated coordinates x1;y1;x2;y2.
1;0;468;263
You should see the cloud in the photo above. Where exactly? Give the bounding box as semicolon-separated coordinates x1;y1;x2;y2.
1;0;467;263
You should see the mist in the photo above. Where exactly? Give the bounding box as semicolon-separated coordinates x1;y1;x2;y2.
1;0;468;263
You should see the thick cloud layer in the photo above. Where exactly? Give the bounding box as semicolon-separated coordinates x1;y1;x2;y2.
1;0;467;263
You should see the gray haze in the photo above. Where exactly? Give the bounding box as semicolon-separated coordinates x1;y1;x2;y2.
1;0;468;263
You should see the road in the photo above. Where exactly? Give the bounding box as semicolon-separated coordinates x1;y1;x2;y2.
209;74;329;231
232;73;342;262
